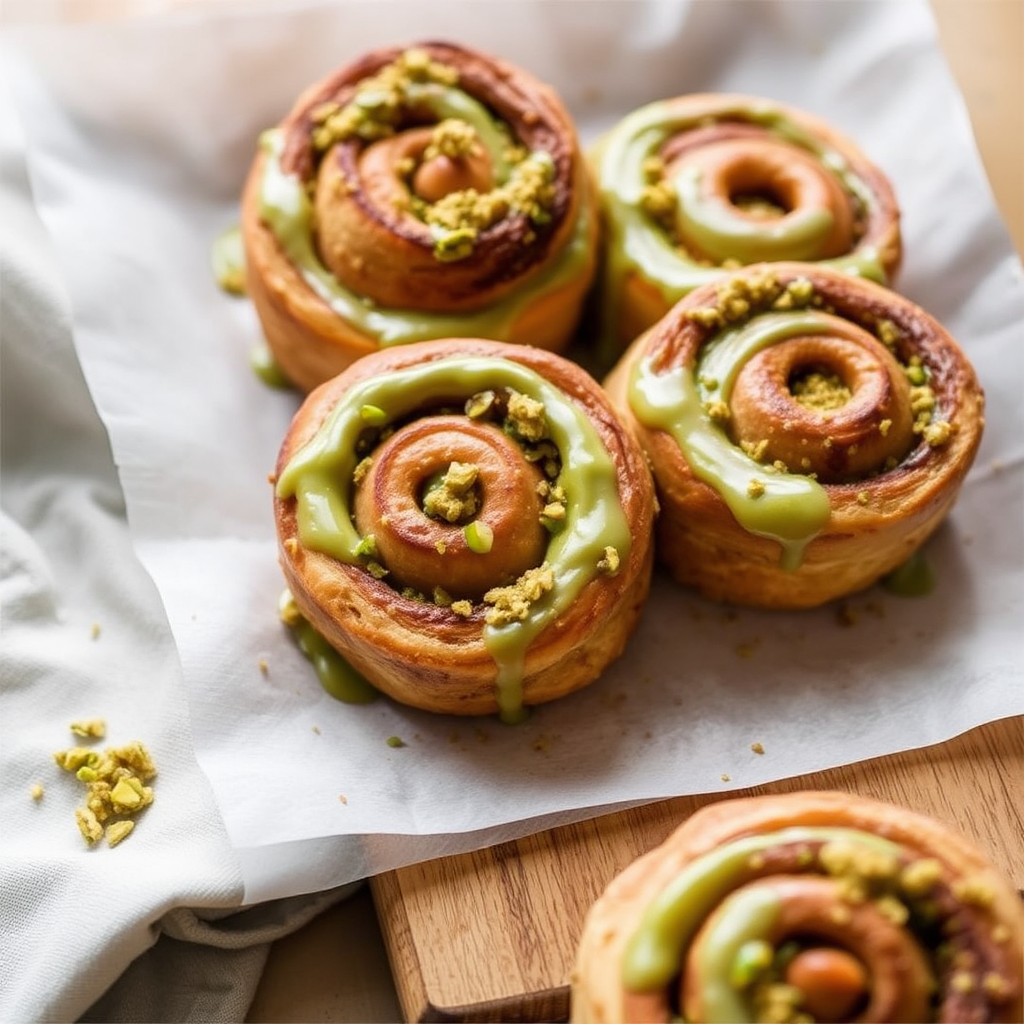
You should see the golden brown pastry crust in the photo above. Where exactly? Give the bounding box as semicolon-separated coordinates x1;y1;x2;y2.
572;791;1024;1024
592;92;902;351
242;42;598;393
604;262;985;609
273;338;655;717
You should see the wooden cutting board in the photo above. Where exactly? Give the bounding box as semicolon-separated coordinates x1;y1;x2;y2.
371;716;1024;1022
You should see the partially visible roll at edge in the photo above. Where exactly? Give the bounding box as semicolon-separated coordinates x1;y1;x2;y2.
571;791;1024;1024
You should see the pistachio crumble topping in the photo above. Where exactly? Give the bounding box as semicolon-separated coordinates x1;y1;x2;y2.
790;371;851;411
424;118;481;161
505;391;549;442
423;461;481;523
310;48;459;151
484;563;554;626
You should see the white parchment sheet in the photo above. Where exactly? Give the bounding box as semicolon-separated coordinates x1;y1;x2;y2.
6;0;1023;903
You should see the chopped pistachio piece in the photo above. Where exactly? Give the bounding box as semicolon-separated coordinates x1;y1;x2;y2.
464;520;494;554
70;719;107;739
359;404;389;426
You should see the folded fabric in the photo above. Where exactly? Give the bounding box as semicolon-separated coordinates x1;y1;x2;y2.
0;79;354;1024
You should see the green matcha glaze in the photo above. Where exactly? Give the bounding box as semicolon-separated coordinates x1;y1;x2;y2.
278;591;379;704
249;343;293;389
211;224;247;295
882;549;936;597
621;826;902;995
276;356;631;723
294;616;379;704
630;311;843;569
257;128;590;348
595;100;887;311
403;82;517;185
675;165;838;265
694;886;782;1023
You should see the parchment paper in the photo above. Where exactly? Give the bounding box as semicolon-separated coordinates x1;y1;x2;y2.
6;0;1023;904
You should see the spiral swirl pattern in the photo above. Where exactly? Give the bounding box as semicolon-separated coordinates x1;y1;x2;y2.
273;338;655;720
572;793;1024;1024
241;42;597;393
592;94;901;351
604;262;984;609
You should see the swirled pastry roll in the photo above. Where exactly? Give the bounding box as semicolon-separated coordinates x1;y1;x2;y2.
273;338;655;720
603;263;984;609
592;93;901;350
572;791;1024;1024
241;42;598;393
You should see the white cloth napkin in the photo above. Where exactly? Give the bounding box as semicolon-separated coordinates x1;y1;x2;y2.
0;84;357;1024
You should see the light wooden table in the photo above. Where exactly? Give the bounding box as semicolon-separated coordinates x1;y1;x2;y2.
247;3;1024;1021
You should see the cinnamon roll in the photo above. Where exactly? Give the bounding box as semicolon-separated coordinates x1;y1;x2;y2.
572;791;1024;1024
272;338;655;720
603;263;984;609
241;43;598;393
592;94;901;351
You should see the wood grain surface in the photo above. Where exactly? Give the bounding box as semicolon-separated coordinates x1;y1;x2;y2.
371;718;1023;1022
247;2;1024;1021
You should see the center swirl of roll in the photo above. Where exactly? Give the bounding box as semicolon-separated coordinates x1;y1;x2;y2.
293;45;574;314
352;416;547;600
726;322;916;482
666;131;856;265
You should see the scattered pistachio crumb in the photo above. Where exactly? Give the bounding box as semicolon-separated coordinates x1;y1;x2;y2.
982;973;1009;997
876;318;901;349
450;600;473;618
352;456;373;486
435;539;447;555
878;418;892;437
424;118;480;160
386;735;406;749
70;719;106;739
856;490;870;506
30;783;44;801
720;773;731;783
829;904;852;925
875;894;910;925
258;657;270;676
924;420;954;447
365;561;389;580
278;589;302;626
484;564;554;626
705;399;731;422
90;623;102;640
747;479;766;499
75;806;104;845
791;371;851;411
596;546;620;576
951;876;995;908
505;392;548;442
424;462;480;522
750;742;765;755
900;858;943;897
950;972;975;994
106;820;135;848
